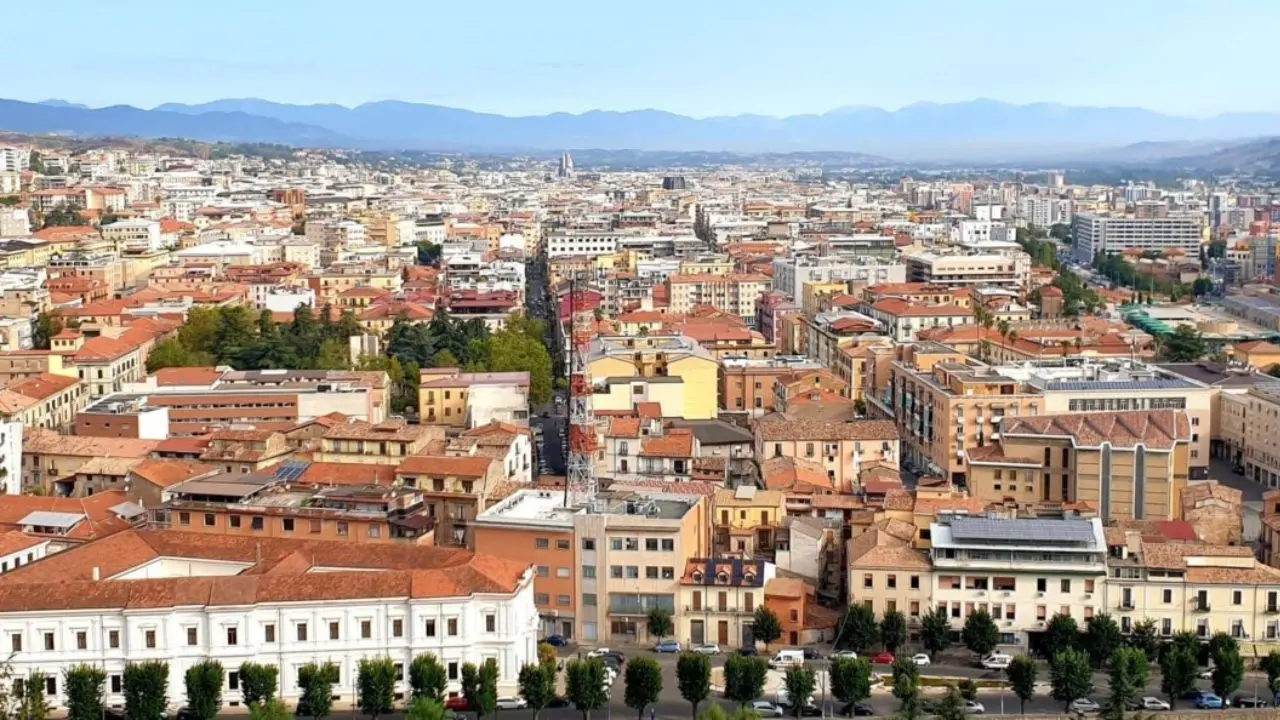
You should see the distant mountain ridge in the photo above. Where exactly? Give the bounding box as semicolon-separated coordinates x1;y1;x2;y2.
3;96;1280;161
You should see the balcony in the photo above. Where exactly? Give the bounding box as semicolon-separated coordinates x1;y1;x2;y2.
683;605;755;615
1119;599;1135;611
1193;599;1211;613
1268;605;1280;615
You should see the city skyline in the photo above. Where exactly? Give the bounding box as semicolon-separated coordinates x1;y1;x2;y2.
0;0;1275;118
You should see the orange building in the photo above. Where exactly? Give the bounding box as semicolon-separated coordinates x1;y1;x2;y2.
764;576;839;646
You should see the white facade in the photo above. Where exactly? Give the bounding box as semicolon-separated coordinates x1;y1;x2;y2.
0;208;30;237
0;148;30;173
0;421;21;495
259;286;317;313
771;257;907;298
546;231;622;258
102;220;164;253
1072;213;1202;262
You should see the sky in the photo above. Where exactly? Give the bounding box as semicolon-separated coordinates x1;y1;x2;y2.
0;0;1272;118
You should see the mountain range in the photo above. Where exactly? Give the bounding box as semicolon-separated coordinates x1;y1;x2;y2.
4;96;1280;162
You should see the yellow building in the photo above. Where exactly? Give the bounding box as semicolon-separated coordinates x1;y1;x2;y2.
712;486;785;556
801;280;850;317
418;369;531;427
313;419;442;465
587;335;719;420
678;557;774;648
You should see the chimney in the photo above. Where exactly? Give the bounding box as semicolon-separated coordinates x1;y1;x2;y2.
92;566;100;581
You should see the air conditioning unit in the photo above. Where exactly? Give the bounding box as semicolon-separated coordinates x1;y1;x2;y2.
1084;593;1093;600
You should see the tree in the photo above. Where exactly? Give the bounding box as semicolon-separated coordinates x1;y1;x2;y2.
28;151;44;174
298;662;338;720
829;657;872;717
64;664;107;720
920;606;952;659
1006;655;1037;715
879;610;908;654
647;606;674;640
124;661;169;720
676;653;711;719
20;670;50;720
752;606;782;650
1128;619;1159;659
184;660;224;720
1207;631;1238;661
955;678;978;702
837;604;879;653
890;656;922;719
238;662;278;707
461;660;498;720
518;664;555;720
624;658;662;720
431;348;460;369
32;311;65;350
1160;324;1207;362
1170;631;1200;661
1049;648;1093;712
357;658;397;720
41;204;86;228
1210;645;1245;701
934;686;968;720
537;643;558;669
249;699;292;720
564;659;608;720
1082;614;1123;669
409;654;447;702
405;698;447;720
1106;647;1148;719
1160;645;1198;709
417;241;443;266
488;323;554;405
1262;650;1280;696
316;338;351;370
722;655;767;709
961;609;999;658
1044;613;1079;660
782;666;815;718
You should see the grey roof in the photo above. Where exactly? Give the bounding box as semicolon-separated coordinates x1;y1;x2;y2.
949;517;1096;545
1045;379;1195;392
109;502;145;519
18;511;85;529
669;419;753;445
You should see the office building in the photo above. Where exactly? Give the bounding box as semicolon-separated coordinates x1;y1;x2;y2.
1071;213;1202;262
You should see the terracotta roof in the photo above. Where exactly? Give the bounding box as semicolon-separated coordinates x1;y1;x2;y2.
129;460;218;489
639;429;695;458
0;490;136;542
397;455;494;478
152;366;222;387
0;531;49;557
324;419;426;442
760;457;833;492
23;429;157;459
5;373;79;401
1182;481;1243;508
297;462;397;487
755;414;898;442
1001;410;1190;450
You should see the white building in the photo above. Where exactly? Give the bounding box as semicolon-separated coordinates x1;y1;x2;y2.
102;220;164;253
0;208;29;238
0;148;30;173
0;529;539;710
0;421;21;494
1072;213;1203;263
259;286;317;313
546;231;623;258
770;256;907;299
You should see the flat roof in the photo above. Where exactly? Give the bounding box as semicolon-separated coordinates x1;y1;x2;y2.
18;511;85;528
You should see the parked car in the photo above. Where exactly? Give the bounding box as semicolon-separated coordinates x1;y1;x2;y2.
1194;693;1224;709
980;653;1012;670
1130;697;1170;711
693;643;720;655
750;701;785;718
494;697;527;710
603;651;627;665
870;651;895;665
547;697;571;708
1069;698;1101;713
802;648;821;660
964;700;985;714
586;647;612;658
654;640;682;653
830;650;859;660
543;635;569;647
848;702;876;716
738;645;759;656
909;653;931;666
780;703;821;717
444;697;472;712
1199;668;1215;679
1234;696;1270;708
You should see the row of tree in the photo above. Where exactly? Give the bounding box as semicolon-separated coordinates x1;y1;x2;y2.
1014;225;1103;317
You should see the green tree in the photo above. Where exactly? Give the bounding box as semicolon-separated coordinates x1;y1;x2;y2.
647;606;674;640
1044;613;1079;660
676;653;711;719
178;306;221;355
1049;648;1093;712
409;654;447;701
920;605;952;659
249;699;292;720
431;348;460;369
537;643;558;669
184;660;224;720
1105;647;1148;719
1170;631;1200;661
63;664;107;720
1160;324;1207;362
1207;631;1238;660
27;151;44;174
752;606;782;650
1128;619;1159;659
961;609;999;658
461;660;498;720
829;657;872;717
1006;655;1037;715
564;659;608;720
417;242;443;266
722;655;767;709
32;311;65;350
1262;650;1280;695
890;656;922;719
934;686;968;720
1159;646;1198;709
41;204;86;228
298;662;338;720
314;338;351;370
782;666;816;718
955;678;978;702
20;670;50;720
238;662;279;707
146;337;207;372
879;610;908;654
1083;614;1123;669
123;661;169;720
405;698;447;720
624;658;662;720
837;604;879;653
488;322;554;405
1210;645;1245;701
518;664;555;720
357;658;396;720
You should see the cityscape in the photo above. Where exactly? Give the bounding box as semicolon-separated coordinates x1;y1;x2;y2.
8;3;1280;719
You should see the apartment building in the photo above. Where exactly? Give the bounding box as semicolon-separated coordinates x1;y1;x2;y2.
588;335;720;420
754;415;899;492
545;231;623;258
1227;384;1280;488
1072;213;1203;263
667;274;773;327
314;419;441;465
712;486;785;557
720;358;826;418
679;558;776;648
862;298;973;342
395;454;504;547
770;256;906;298
931;517;1108;651
0;373;87;431
847;519;932;620
902;251;1031;292
419;369;531;428
21;430;157;493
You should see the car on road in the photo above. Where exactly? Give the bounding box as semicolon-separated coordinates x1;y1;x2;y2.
1194;693;1224;709
1234;696;1270;708
586;648;612;658
830;650;858;660
980;655;1011;670
750;701;785;717
1069;698;1101;713
692;643;720;655
654;640;682;653
1130;697;1170;711
602;650;626;664
780;703;821;717
842;702;875;716
494;697;527;710
543;635;569;647
444;697;472;711
738;645;759;656
1199;668;1214;679
909;653;931;666
964;700;985;714
870;651;895;664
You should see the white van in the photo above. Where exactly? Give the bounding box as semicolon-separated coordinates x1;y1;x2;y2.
981;653;1012;669
769;650;805;668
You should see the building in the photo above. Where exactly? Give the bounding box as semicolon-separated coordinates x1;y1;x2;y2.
667;274;773;327
419;369;531;429
771;257;906;299
1072;213;1203;263
588;336;720;420
754;415;899;492
678;558;776;647
0;529;538;708
902;251;1030;291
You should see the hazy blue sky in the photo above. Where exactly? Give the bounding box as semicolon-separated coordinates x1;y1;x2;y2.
0;0;1267;117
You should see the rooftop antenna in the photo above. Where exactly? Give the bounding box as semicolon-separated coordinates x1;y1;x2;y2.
564;275;598;509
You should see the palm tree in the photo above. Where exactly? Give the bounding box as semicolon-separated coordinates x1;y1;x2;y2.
997;319;1011;343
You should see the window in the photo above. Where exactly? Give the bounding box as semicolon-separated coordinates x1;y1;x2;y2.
485;614;497;632
226;627;238;646
45;678;54;697
361;621;372;639
661;567;675;580
625;566;639;579
310;519;322;534
910;575;920;590
229;672;240;691
264;624;276;643
536;566;549;578
583;593;597;606
145;630;156;649
76;631;87;650
661;539;674;552
1060;579;1071;593
610;566;623;579
447;618;458;636
535;593;550;605
863;574;873;589
582;566;596;579
329;622;340;640
111;675;121;694
790;609;799;622
887;574;897;589
556;539;571;550
646;567;659;580
297;623;308;642
425;619;437;637
610;538;623;551
535;538;550;549
229;515;241;529
392;619;403;638
557;595;570;606
448;662;459;681
1036;578;1047;593
645;538;659;551
336;522;349;537
582;538;596;551
204;513;216;527
251;516;264;531
556;567;570;578
186;627;198;646
8;635;17;653
179;512;190;526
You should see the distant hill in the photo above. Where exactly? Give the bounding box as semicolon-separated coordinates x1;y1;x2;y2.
1150;136;1280;172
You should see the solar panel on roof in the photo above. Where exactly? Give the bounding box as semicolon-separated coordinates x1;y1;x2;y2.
1046;379;1194;392
274;461;311;482
949;517;1095;544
